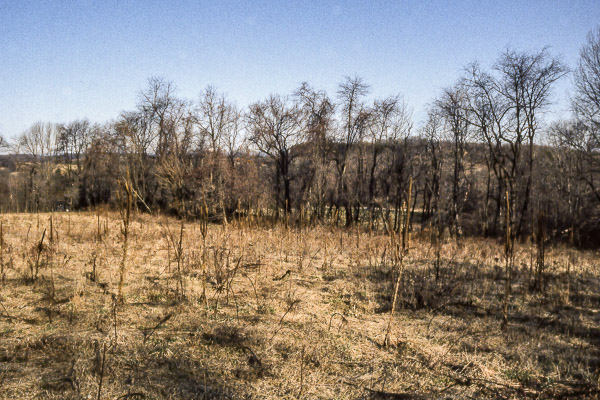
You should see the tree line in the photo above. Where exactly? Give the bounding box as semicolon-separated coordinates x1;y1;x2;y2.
1;28;599;247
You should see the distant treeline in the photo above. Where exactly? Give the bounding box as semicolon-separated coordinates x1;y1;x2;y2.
1;32;599;247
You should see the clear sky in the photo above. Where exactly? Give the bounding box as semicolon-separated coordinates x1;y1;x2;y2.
1;0;600;139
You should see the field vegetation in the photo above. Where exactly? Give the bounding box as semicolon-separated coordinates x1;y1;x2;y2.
0;211;598;399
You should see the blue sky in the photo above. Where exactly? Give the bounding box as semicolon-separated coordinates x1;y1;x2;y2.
1;0;600;138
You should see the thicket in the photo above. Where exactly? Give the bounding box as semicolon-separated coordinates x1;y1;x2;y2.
1;38;600;248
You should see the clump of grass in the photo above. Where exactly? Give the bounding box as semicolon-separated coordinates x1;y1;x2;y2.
202;323;248;347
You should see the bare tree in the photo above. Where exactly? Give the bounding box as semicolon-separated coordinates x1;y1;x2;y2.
198;86;237;154
495;49;567;235
420;107;443;226
436;85;471;235
117;76;186;209
335;76;370;225
367;95;411;226
570;26;600;202
464;48;566;237
79;124;121;207
115;112;156;206
574;26;600;132
247;94;303;217
156;109;196;215
138;76;181;159
17;122;58;211
223;106;244;168
57;119;92;175
197;86;240;219
295;82;335;219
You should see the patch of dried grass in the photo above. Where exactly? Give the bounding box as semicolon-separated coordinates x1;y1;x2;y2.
0;212;597;399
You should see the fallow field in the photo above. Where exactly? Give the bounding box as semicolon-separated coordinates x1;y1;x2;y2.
0;212;598;399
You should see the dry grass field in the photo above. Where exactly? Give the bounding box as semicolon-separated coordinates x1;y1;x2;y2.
0;212;598;399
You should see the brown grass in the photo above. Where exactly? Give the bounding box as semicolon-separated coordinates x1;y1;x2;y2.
0;211;598;399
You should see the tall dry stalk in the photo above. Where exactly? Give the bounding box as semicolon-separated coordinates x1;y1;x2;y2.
566;225;574;303
174;223;185;299
534;211;546;292
96;341;107;400
96;212;102;243
117;178;133;303
404;178;413;252
200;199;209;308
502;190;514;329
384;176;412;346
49;214;53;244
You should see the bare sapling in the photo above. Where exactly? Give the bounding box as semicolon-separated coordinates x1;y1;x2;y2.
566;226;574;304
172;223;185;300
47;215;58;299
96;341;107;400
220;191;228;229
96;212;102;243
384;176;412;346
285;199;290;233
502;190;514;329
117;177;133;303
434;208;443;284
534;211;546;292
49;214;53;244
160;220;174;294
200;199;209;308
112;296;118;347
